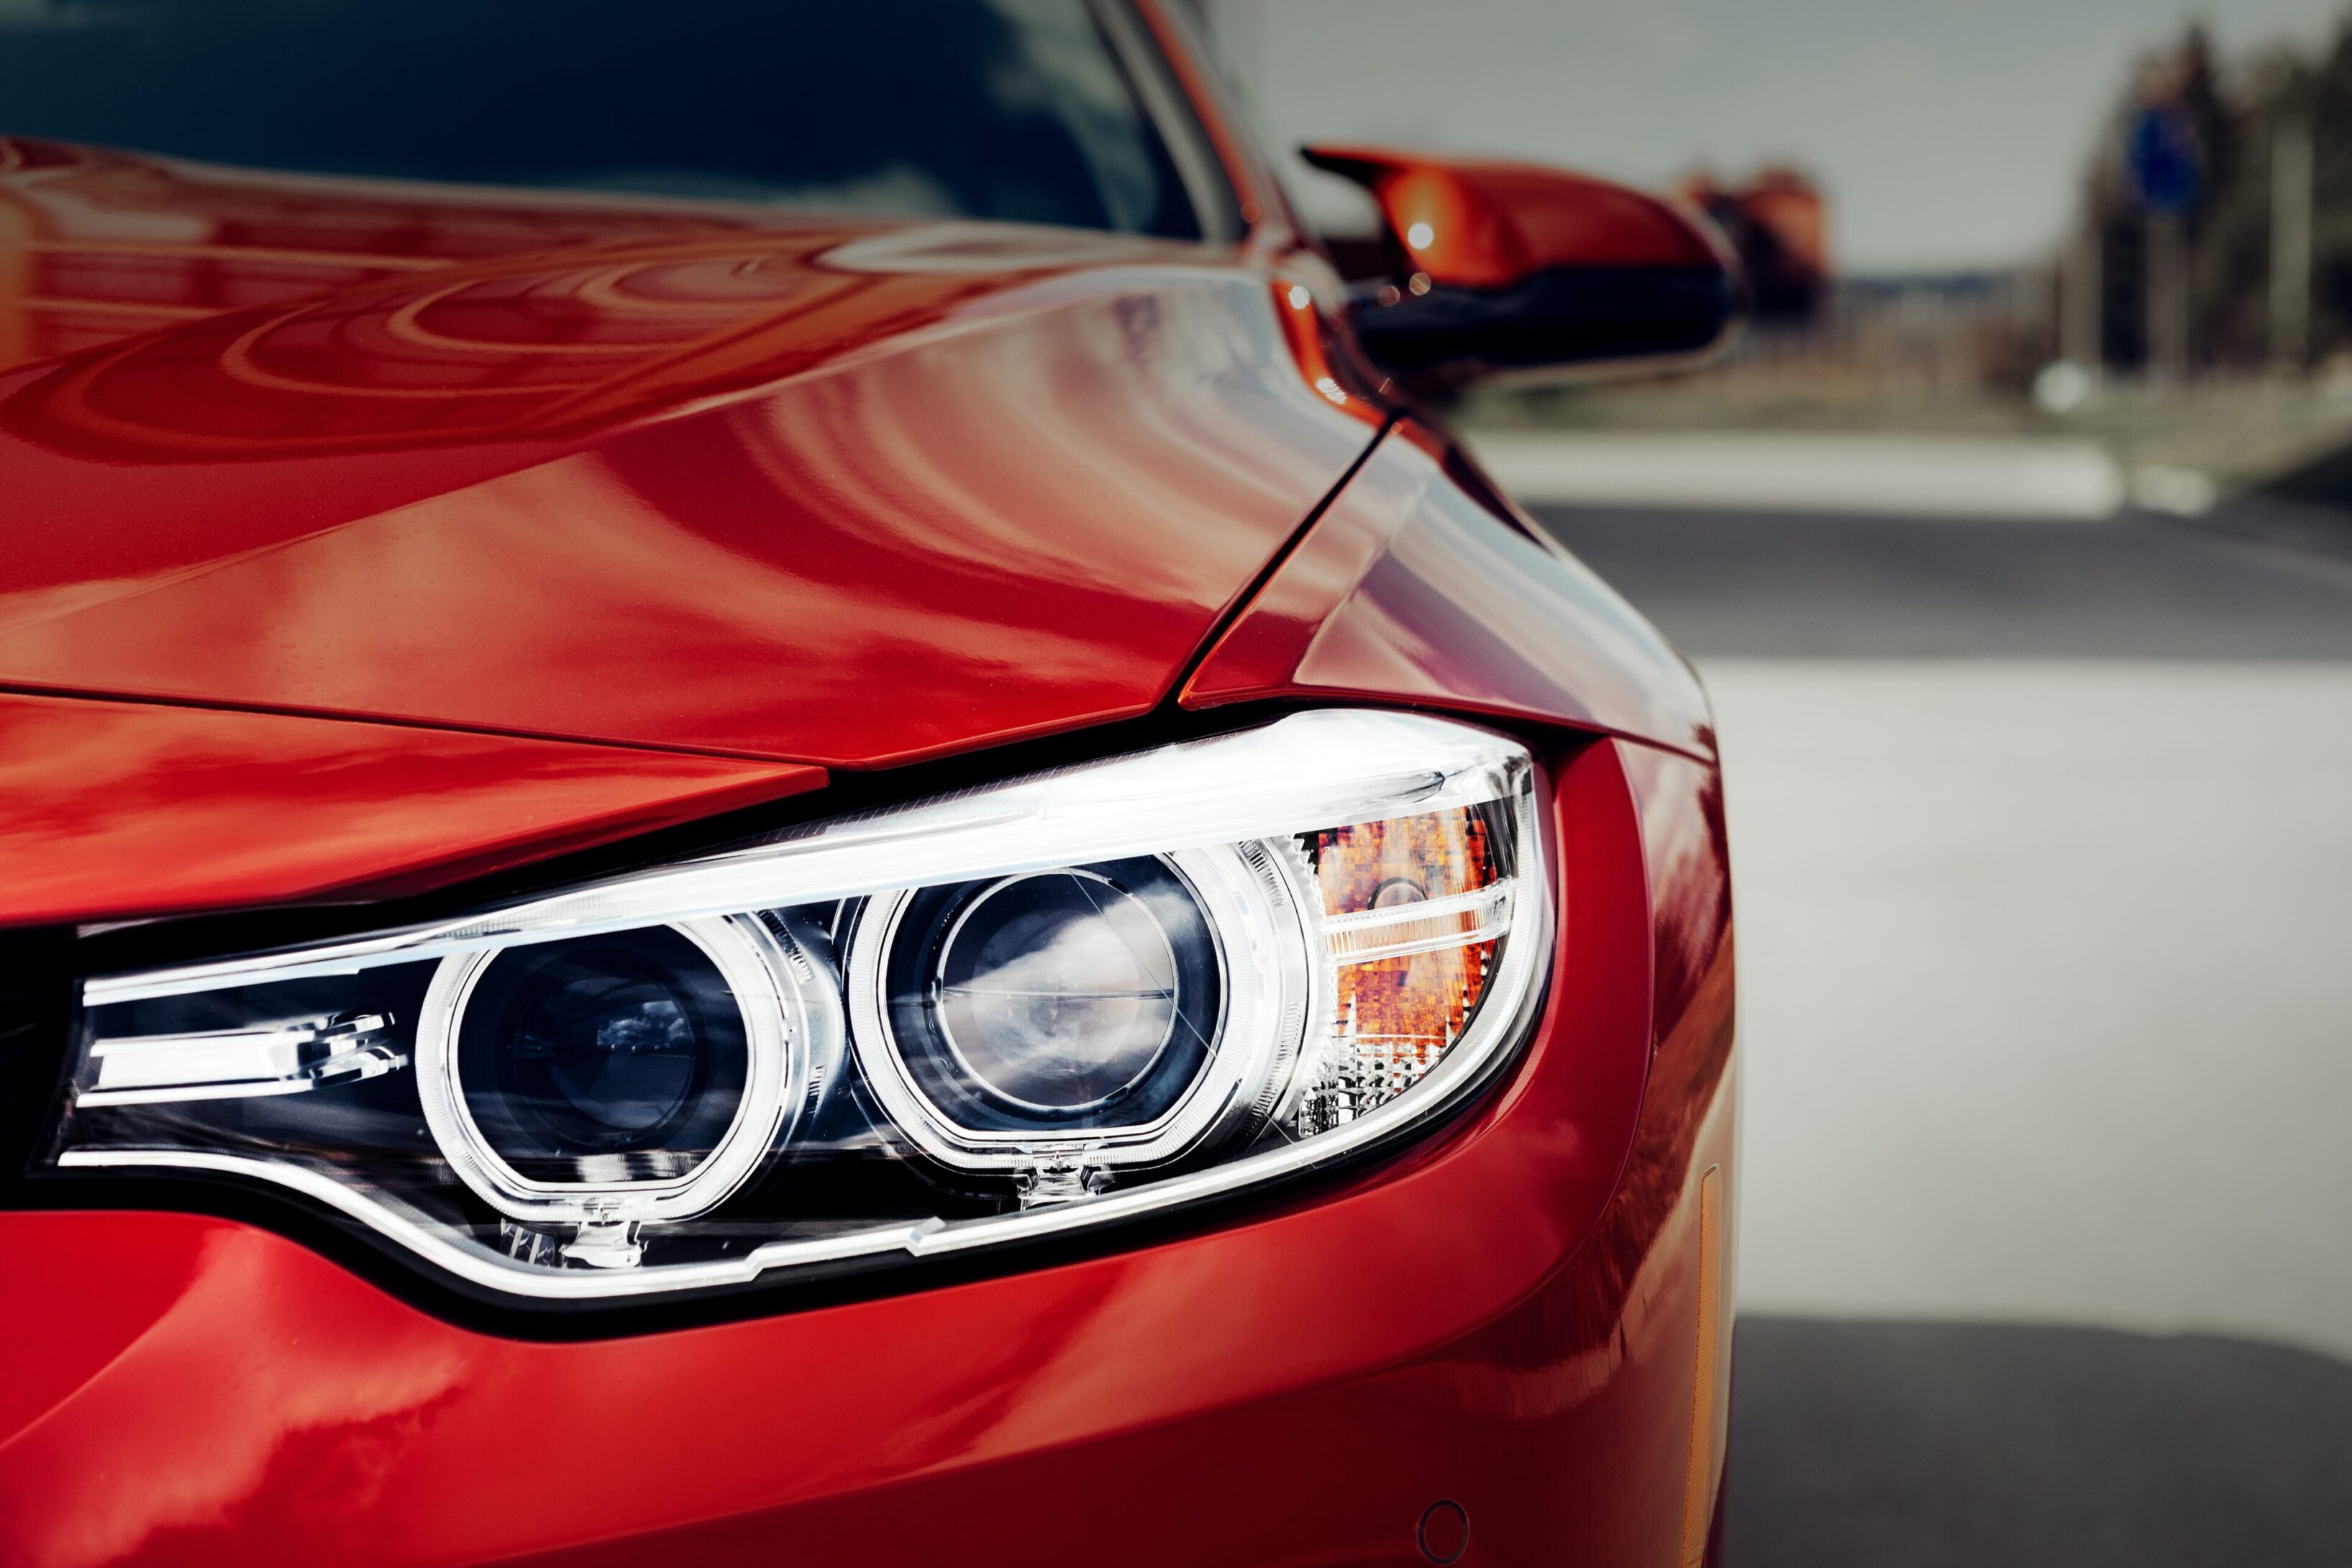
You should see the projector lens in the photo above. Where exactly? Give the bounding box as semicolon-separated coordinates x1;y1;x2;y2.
455;927;749;1182
880;856;1223;1135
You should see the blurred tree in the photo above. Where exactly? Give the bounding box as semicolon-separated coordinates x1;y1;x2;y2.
2081;17;2352;374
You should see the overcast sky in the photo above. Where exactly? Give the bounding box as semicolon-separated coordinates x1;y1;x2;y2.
1200;0;2350;273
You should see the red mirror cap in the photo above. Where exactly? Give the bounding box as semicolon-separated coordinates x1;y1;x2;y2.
1302;144;1731;291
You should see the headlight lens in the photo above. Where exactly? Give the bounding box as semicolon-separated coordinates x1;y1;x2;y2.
912;865;1195;1113
49;711;1548;1300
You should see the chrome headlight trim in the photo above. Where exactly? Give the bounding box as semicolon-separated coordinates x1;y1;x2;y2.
85;710;1520;1008
844;841;1323;1173
414;914;815;1232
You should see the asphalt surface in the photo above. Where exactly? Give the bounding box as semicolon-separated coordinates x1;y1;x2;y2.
1530;500;2352;1568
1728;1317;2352;1568
1541;503;2352;661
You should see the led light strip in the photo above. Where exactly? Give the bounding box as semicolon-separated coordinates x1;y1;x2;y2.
86;711;1521;1008
844;840;1316;1175
78;1014;404;1108
412;914;814;1240
1322;882;1514;965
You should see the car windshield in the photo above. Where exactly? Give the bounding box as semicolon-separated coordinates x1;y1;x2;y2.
0;0;1213;238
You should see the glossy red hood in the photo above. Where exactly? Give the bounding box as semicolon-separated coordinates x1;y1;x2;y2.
0;140;1377;768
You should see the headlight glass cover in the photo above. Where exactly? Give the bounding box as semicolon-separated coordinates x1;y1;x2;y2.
47;711;1549;1299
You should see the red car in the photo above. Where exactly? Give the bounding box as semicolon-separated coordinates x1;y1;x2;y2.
0;4;1739;1564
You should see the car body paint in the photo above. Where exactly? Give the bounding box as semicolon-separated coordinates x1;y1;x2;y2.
1184;419;1717;762
0;145;1375;767
0;739;1736;1567
0;691;824;926
0;5;1735;1560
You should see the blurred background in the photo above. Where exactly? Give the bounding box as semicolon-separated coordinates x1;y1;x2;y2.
1187;4;2352;1564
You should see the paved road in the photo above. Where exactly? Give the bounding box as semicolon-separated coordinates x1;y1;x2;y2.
1730;1318;2352;1567
1546;503;2352;661
1531;501;2352;1567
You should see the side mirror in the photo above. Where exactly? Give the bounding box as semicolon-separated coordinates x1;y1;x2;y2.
1303;144;1746;384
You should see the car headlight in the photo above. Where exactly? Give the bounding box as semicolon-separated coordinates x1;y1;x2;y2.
46;710;1549;1300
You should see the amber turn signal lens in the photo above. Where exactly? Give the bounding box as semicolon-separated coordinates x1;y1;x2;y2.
1313;806;1499;915
1301;806;1513;1123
